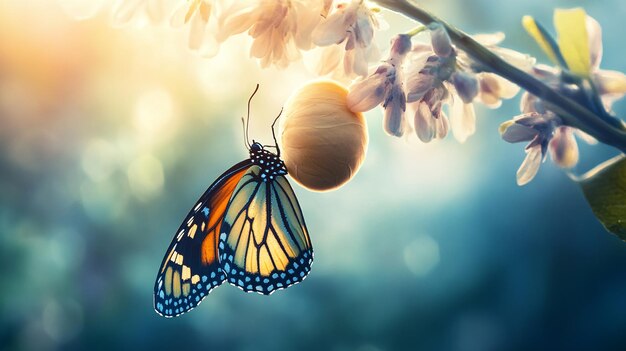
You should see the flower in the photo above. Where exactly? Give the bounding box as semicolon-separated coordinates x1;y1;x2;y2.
500;95;590;185
523;9;626;107
501;81;601;185
500;113;561;185
217;0;329;68
404;23;478;143
408;26;530;143
456;32;533;108
347;23;526;142
347;34;411;136
474;73;520;108
407;23;535;142
170;0;221;57
501;9;626;186
311;0;383;79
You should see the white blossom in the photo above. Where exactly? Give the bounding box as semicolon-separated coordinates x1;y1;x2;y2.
501;92;594;185
312;0;383;79
348;34;411;136
500;112;562;185
171;0;221;57
500;13;626;185
218;0;329;68
404;26;524;143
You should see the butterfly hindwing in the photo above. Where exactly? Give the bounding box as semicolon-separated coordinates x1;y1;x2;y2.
154;160;251;317
218;165;314;295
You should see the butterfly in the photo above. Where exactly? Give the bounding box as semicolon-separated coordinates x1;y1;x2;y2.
153;85;313;318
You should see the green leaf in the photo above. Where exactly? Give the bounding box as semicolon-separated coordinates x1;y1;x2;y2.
578;155;626;240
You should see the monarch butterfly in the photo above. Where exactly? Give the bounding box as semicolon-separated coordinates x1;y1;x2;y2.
153;85;313;318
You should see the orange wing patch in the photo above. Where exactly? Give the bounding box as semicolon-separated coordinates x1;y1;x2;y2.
200;166;248;265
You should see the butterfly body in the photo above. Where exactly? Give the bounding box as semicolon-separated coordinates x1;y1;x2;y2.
154;141;313;318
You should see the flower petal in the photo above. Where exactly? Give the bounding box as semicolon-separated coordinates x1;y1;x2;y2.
312;9;349;46
516;145;542;186
494;47;537;72
451;72;478;104
293;0;325;50
549;127;579;168
435;113;449;139
146;0;172;24
216;1;258;41
429;22;453;58
111;0;144;27
473;32;506;46
594;69;626;96
187;8;209;50
198;17;220;58
414;102;435;142
554;8;591;77
170;1;191;27
382;82;407;137
450;99;476;143
406;73;435;102
586;15;603;70
501;122;537;143
343;47;356;77
354;6;375;47
477;73;519;107
389;34;412;61
312;45;342;76
520;92;543;114
383;98;406;137
347;72;388;112
352;45;371;78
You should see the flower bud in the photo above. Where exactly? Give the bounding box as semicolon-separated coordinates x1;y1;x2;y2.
517;145;542;186
477;73;520;107
382;83;407;137
451;72;479;103
500;120;536;143
281;80;368;192
429;22;453;58
549;127;579;168
414;101;435;142
389;34;412;60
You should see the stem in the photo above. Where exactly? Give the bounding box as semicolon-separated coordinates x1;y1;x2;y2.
405;25;426;37
373;0;626;153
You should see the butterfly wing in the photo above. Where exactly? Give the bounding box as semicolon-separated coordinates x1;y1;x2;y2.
154;160;251;317
218;165;313;295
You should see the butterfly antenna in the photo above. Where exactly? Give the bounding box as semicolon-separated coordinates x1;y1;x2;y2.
271;107;283;157
245;84;260;148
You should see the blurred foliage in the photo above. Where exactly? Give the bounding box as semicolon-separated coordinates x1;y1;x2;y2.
580;155;626;240
1;1;626;351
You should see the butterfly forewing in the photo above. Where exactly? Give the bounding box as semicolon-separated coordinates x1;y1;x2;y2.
218;166;313;295
153;160;251;317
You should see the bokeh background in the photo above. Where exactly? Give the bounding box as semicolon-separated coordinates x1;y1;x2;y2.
2;0;626;350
